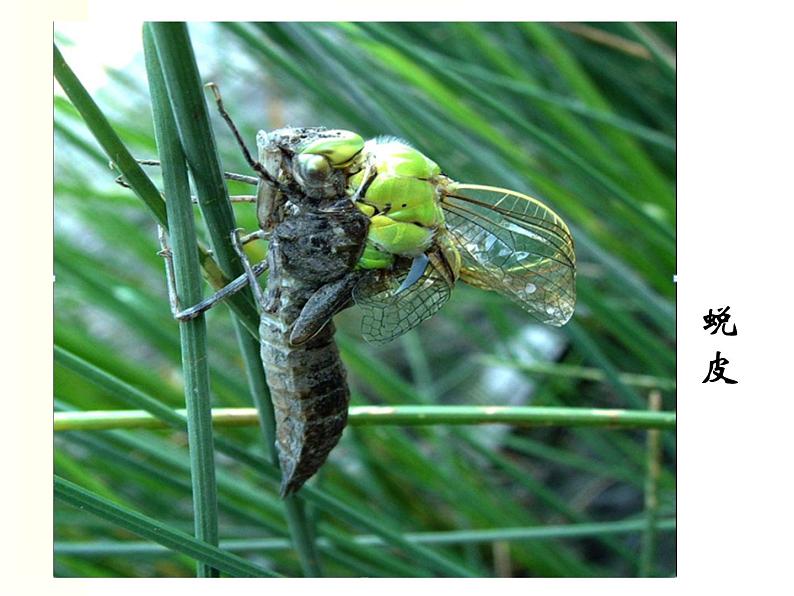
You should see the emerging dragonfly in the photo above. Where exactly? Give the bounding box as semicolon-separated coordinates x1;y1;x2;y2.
153;87;575;496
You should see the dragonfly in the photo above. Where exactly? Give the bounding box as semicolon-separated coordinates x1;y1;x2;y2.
148;86;576;496
341;136;576;344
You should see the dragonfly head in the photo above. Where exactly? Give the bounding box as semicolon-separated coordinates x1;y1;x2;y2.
292;129;365;200
295;152;331;183
290;152;344;200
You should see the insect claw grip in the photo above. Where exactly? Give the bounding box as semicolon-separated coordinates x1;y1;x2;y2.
113;175;131;189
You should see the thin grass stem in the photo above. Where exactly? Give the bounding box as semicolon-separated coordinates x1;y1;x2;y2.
478;357;676;390
640;390;664;576
54;405;676;432
55;517;676;556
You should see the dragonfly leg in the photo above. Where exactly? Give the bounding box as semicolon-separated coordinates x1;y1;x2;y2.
205;83;282;191
239;228;269;246
290;270;365;345
158;225;268;320
231;227;269;312
113;174;131;189
173;262;269;321
114;160;258;187
204;83;292;232
115;175;256;205
157;225;181;317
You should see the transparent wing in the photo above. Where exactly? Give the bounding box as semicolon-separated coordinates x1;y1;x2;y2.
353;263;452;345
441;183;576;326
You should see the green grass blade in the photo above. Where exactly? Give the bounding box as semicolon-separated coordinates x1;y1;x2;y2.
56;516;676;556
59;421;428;577
55;476;280;577
623;23;676;78
213;440;479;577
54;43;167;226
521;23;673;208
478;357;676;391
143;25;219;577
148;23;241;278
353;23;675;250
442;59;676;150
640;391;664;576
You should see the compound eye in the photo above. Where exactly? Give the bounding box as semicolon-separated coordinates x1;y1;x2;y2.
296;154;330;182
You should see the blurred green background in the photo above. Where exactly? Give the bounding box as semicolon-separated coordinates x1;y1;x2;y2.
54;22;676;577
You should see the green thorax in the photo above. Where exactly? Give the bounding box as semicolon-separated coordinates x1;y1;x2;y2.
299;132;452;271
349;138;445;229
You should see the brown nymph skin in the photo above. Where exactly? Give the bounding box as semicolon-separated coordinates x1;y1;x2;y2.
255;127;369;496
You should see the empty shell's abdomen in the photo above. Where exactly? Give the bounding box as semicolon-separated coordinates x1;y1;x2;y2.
260;314;350;496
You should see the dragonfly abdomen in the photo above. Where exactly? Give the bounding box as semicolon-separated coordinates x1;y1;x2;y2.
258;204;368;497
260;312;350;497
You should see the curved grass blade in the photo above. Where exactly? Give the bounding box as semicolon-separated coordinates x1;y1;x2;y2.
353;23;675;250
55;476;280;577
57;418;430;577
54;42;261;338
521;22;673;207
54;43;166;226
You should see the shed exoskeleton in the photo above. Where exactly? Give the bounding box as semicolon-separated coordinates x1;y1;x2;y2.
152;86;575;495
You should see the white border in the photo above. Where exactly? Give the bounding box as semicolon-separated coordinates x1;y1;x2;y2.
7;0;794;593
